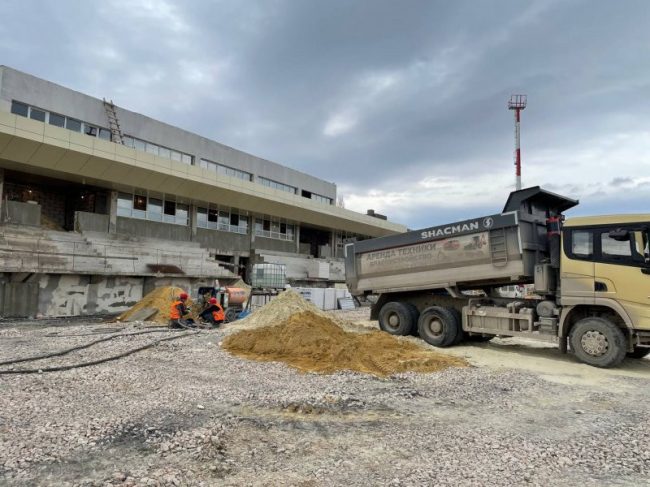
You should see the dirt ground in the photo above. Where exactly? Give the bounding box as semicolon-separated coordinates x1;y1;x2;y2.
1;309;649;486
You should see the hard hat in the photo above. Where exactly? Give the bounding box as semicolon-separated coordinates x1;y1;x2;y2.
179;292;189;300
209;297;218;304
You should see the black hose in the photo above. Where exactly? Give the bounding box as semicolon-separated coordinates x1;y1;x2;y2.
0;329;181;367
0;332;198;375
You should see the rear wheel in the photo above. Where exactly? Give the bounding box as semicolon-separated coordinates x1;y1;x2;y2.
378;302;415;336
417;306;460;347
404;303;420;336
569;317;626;368
448;308;465;344
627;347;650;359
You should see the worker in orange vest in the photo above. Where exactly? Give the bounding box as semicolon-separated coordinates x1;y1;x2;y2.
200;297;225;327
169;292;193;328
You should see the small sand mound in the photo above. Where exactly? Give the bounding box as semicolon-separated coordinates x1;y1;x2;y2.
117;286;197;325
223;310;467;377
235;289;335;331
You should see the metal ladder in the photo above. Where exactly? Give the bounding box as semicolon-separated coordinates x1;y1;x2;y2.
102;98;124;144
489;228;508;267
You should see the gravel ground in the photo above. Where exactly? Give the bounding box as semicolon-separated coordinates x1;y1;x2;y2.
1;311;649;486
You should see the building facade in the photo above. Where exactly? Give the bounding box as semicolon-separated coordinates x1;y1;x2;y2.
0;66;405;317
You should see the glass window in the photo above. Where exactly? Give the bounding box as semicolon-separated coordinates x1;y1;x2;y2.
117;193;132;217
197;207;208;228
146;142;159;155
148;198;163;222
164;200;176;215
66;118;82;132
263;219;270;232
601;233;631;258
176;203;189;225
134;139;146;151
85;124;98;137
29;108;46;122
11;101;28;117
158;147;171;159
171;151;182;162
572;230;593;258
122;136;134;148
133;195;147;212
49;112;65;128
218;210;229;229
230;213;239;226
181;154;192;165
98;128;111;141
208;208;218;223
239;215;248;232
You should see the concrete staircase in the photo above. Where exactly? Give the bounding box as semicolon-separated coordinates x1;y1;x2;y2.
0;225;235;278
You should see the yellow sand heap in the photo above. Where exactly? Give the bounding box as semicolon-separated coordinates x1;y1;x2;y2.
223;309;467;377
235;289;336;331
117;286;197;325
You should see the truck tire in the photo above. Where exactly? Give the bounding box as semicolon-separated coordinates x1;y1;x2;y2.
569;317;627;368
627;347;650;359
417;306;460;348
378;302;415;336
404;303;420;336
448;308;465;345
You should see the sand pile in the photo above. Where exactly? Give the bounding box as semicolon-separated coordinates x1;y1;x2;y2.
117;286;197;325
234;289;335;331
223;310;467;377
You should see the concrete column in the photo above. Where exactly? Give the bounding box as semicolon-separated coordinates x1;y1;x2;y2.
295;224;301;254
108;190;118;234
0;168;4;224
190;205;198;241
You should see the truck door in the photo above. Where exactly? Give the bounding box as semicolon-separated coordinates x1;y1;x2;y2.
561;228;596;301
593;225;650;327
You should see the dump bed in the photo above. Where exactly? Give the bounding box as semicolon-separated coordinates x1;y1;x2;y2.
345;187;578;295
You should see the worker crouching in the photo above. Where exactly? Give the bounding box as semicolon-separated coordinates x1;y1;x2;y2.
200;297;225;327
169;292;195;328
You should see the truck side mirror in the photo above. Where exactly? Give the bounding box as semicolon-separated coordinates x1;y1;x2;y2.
608;228;630;241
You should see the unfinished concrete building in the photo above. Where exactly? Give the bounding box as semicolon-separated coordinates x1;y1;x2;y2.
0;66;405;317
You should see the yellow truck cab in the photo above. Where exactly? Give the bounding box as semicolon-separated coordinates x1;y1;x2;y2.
560;215;650;365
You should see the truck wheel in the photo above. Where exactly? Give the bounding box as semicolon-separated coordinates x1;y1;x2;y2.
404;303;420;336
627;347;650;359
448;308;465;344
569;317;627;368
417;306;460;347
378;302;415;336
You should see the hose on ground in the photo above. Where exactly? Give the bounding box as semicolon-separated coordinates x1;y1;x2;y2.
0;329;184;367
0;331;199;375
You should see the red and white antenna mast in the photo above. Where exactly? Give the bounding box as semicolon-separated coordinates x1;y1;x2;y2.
508;94;527;191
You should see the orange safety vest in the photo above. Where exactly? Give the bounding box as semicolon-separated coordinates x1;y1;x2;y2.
212;304;225;322
170;300;183;320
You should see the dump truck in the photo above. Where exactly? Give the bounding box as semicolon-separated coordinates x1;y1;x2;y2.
344;186;650;367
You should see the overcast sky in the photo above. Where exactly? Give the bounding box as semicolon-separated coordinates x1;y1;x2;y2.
1;0;649;228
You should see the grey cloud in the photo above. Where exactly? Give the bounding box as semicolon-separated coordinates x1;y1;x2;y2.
1;0;649;227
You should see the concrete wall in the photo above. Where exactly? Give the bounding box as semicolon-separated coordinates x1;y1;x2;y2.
0;66;336;201
195;228;250;253
75;211;109;233
3;200;41;226
0;272;219;318
253;237;297;254
116;217;192;242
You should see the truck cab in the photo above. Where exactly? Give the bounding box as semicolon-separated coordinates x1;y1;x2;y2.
559;215;650;365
